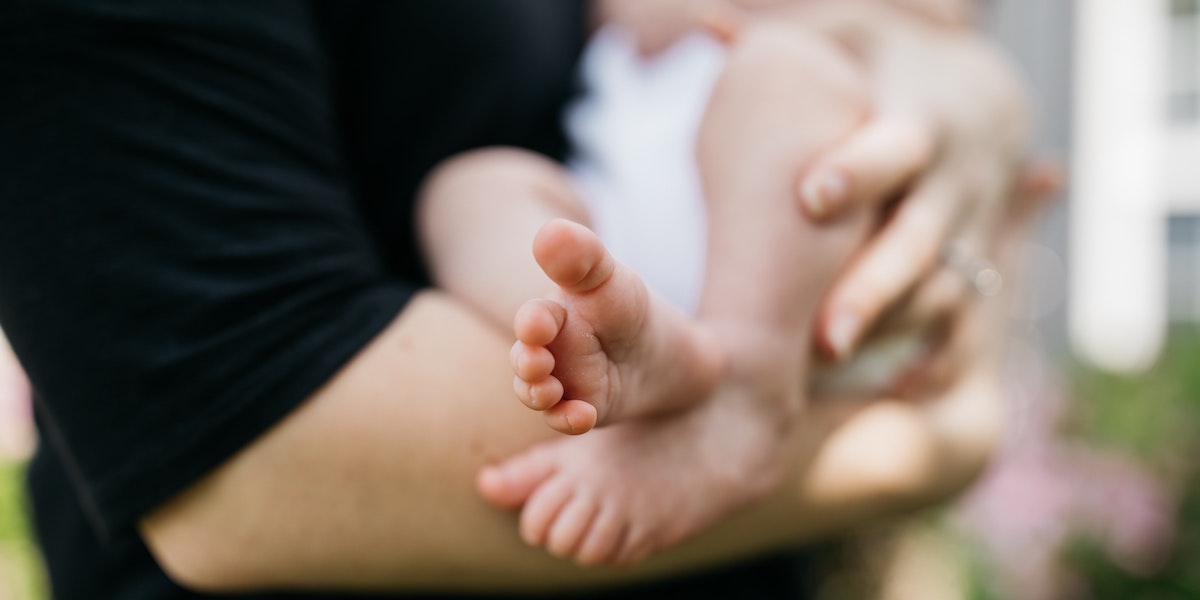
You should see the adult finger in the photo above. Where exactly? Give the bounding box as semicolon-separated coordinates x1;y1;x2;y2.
1007;158;1064;227
887;327;957;398
872;266;970;337
798;115;936;221
896;301;996;398
816;176;961;361
871;159;1053;338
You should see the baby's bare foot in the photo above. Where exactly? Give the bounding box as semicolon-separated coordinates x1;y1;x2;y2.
511;219;723;434
477;384;789;566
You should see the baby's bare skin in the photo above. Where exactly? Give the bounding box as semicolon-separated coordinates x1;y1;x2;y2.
510;219;724;434
487;24;873;565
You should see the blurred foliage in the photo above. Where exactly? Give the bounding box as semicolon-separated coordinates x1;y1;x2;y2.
1067;325;1200;466
0;459;45;600
0;462;27;541
754;326;1200;600
1037;325;1200;600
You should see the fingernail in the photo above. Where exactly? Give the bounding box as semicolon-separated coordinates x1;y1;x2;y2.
827;310;860;361
801;170;847;218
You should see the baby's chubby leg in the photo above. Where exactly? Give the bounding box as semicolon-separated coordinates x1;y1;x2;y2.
481;25;879;566
698;22;873;387
418;149;723;435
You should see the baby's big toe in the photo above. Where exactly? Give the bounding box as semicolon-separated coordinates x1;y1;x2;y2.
532;219;613;293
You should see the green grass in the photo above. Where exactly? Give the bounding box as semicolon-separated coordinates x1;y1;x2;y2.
1058;325;1200;599
1066;325;1200;466
0;460;45;600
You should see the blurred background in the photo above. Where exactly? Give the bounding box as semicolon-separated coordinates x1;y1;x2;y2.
815;0;1200;598
1;0;1198;598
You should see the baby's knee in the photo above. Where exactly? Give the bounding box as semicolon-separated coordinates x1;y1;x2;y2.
423;147;579;210
428;147;560;189
722;23;868;113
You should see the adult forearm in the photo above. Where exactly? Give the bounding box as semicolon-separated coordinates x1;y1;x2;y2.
140;291;998;593
141;292;581;592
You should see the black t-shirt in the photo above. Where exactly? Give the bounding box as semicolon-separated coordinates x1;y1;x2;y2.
0;1;813;597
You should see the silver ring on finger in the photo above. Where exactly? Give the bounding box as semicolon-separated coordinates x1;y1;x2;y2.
941;241;1003;298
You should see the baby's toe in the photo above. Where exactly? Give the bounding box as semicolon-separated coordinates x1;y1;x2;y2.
546;495;599;559
514;376;564;412
513;299;566;347
510;342;555;382
476;446;559;510
574;505;627;566
532;219;613;293
613;524;655;567
544;399;598;435
519;479;574;547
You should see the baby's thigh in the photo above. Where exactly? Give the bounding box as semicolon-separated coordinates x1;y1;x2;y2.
702;23;868;159
424;148;589;226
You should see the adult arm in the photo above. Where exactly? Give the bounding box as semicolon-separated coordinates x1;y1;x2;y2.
143;8;1017;588
0;1;1002;593
140;289;1003;592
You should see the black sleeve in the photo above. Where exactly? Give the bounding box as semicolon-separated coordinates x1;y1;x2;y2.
0;0;413;536
332;0;588;282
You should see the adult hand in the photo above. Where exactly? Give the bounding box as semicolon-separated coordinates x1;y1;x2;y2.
800;158;1058;516
780;1;1033;362
887;159;1060;396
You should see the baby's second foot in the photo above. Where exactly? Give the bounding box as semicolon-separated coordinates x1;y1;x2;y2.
511;219;723;434
477;383;793;566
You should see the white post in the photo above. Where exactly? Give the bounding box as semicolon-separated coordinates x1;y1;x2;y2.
1070;0;1168;372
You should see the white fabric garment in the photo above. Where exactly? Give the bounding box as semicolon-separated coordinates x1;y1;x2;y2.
566;27;723;316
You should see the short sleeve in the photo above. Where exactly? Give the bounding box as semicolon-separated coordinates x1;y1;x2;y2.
0;0;413;535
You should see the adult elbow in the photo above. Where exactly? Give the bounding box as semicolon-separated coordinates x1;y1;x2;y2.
139;489;263;593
